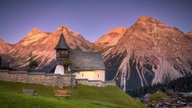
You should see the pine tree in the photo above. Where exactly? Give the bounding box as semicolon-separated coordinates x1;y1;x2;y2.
27;52;38;72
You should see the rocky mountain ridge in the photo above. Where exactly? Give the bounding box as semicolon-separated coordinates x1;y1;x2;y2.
94;27;128;47
0;39;11;54
0;26;93;71
103;16;192;91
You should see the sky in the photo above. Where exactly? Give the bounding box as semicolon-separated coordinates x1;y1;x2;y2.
0;0;192;44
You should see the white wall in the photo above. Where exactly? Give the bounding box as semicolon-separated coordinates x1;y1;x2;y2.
74;70;105;81
54;65;64;75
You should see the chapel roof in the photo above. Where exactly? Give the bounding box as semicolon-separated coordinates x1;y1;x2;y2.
69;51;105;71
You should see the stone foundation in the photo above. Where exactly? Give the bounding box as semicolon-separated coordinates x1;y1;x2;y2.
0;70;76;88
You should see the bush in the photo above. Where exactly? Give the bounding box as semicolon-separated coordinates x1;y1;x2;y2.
150;91;168;101
28;60;38;72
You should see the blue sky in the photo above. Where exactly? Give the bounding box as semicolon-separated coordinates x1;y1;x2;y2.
0;0;191;44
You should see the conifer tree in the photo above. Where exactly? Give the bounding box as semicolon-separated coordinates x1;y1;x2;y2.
28;52;38;72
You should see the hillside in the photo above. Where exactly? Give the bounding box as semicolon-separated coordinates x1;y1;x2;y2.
0;81;145;108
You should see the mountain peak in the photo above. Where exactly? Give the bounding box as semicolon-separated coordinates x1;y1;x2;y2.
137;16;162;24
28;28;42;35
132;16;168;29
0;38;11;53
94;27;128;48
56;25;69;32
56;25;80;36
0;39;5;44
108;27;128;34
0;38;7;44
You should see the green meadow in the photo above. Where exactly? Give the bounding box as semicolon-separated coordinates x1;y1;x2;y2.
0;81;145;108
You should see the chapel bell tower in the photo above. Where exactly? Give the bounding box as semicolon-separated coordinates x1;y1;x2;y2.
54;33;70;75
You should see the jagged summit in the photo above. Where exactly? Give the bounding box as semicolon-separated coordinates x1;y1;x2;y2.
56;25;68;31
137;16;160;23
107;27;128;34
0;38;11;54
56;25;73;33
28;28;42;36
135;16;167;27
55;25;81;37
0;39;6;44
94;27;128;48
19;27;46;46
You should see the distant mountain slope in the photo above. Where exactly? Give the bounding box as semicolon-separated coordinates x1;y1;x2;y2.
186;31;192;41
102;16;192;91
92;27;128;52
95;27;128;47
2;26;93;71
0;39;11;54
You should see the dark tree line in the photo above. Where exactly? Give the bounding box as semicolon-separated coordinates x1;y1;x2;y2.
168;76;192;92
129;76;192;97
0;54;38;71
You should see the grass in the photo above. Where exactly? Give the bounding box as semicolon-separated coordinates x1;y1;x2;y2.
150;91;168;101
0;81;145;108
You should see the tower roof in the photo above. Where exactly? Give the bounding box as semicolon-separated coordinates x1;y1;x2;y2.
55;34;69;50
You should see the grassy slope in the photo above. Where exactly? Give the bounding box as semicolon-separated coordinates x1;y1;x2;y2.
150;91;168;101
0;81;145;108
